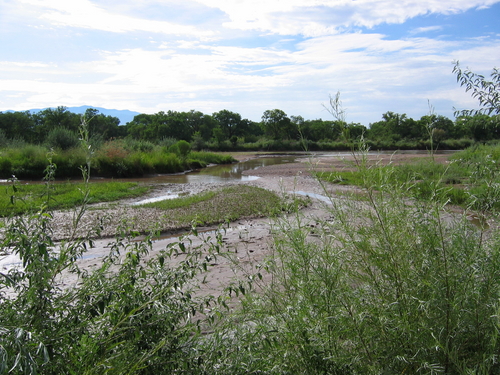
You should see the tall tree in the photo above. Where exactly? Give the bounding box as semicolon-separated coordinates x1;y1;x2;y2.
369;112;409;141
261;109;296;140
84;108;121;140
0;111;36;142
213;110;242;140
126;113;153;140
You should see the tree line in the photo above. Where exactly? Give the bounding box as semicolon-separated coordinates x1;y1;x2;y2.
1;105;499;150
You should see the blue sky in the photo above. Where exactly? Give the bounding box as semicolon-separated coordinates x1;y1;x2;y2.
1;0;499;125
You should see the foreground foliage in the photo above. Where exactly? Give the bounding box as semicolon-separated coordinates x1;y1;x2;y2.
0;210;215;374
196;146;500;374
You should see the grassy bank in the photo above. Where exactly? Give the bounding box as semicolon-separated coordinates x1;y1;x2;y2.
0;181;150;217
0;140;236;179
315;143;500;210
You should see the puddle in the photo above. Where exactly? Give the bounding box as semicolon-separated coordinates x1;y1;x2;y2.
467;214;489;229
293;191;333;204
132;193;181;205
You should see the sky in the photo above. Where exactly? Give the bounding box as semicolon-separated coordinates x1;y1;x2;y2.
1;0;499;126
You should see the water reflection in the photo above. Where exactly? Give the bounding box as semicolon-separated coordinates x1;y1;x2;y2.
105;156;299;185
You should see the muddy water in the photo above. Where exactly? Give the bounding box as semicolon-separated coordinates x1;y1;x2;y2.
96;155;300;185
128;156;300;204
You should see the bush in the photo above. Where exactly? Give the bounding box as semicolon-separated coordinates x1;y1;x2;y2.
0;129;8;148
0;153;215;373
2;144;48;179
45;127;80;150
124;138;155;153
0;212;214;374
52;148;89;178
157;137;177;148
176;140;191;158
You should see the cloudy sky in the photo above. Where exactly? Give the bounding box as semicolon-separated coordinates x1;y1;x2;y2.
1;0;499;125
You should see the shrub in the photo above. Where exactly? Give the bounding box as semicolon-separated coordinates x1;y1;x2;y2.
0;210;214;374
52;148;87;178
176;140;191;159
0;129;8;148
45;127;80;150
0;150;214;374
94;139;132;177
124;138;155;153
158;137;178;148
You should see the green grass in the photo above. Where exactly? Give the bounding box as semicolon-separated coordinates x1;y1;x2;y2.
138;185;283;226
0;142;237;179
315;153;498;209
0;181;150;217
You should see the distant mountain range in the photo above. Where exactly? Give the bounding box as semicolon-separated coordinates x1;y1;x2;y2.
9;106;141;125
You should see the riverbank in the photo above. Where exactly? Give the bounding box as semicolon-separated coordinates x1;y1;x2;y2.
1;151;453;299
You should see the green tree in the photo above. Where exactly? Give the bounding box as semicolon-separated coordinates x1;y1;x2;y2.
346;122;367;140
239;118;262;142
125;113;153;140
261;109;296;140
368;112;408;141
35;107;80;136
0;111;36;143
455;114;500;142
185;110;209;138
162;111;192;141
84;108;122;140
213;109;242;140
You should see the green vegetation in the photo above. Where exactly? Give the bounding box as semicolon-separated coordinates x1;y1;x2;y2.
315;143;500;210
1;210;213;374
0;139;235;179
139;185;284;227
198;147;500;374
0;181;149;217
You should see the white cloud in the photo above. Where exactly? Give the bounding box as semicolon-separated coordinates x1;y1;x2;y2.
0;62;52;68
12;0;500;38
410;26;444;35
1;0;499;123
3;29;498;122
17;0;214;36
195;0;500;35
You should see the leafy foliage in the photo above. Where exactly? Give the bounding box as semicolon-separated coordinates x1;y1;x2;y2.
453;61;500;117
0;129;216;374
45;127;80;150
